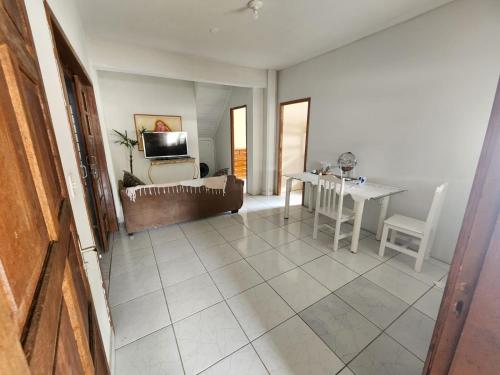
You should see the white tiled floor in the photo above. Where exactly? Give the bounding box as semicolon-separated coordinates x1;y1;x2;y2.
109;192;449;375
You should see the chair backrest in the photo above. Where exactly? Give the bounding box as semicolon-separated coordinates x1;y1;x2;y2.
424;183;448;235
315;174;346;221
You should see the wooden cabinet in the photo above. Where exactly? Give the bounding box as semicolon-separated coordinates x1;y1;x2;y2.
0;0;109;373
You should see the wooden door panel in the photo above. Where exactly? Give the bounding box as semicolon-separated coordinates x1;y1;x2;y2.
0;51;50;334
2;0;28;40
0;44;62;239
54;300;86;375
62;257;94;374
74;77;114;250
22;204;70;374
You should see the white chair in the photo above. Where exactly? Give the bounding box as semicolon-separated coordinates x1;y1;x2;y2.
378;183;448;272
313;174;355;251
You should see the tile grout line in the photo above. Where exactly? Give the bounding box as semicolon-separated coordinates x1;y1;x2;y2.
183;220;272;375
146;230;188;375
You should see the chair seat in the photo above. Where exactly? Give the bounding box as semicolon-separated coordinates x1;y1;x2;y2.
318;207;355;221
385;214;425;235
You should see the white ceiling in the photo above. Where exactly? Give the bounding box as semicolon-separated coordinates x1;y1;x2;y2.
195;82;232;138
77;0;454;69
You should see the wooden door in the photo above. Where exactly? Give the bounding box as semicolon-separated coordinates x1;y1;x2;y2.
424;79;500;374
0;0;109;373
74;77;117;251
230;105;247;180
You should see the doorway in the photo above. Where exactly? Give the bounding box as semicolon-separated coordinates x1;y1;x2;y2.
47;10;117;255
231;105;248;189
277;98;311;196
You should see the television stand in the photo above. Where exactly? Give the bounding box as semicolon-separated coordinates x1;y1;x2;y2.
148;157;196;183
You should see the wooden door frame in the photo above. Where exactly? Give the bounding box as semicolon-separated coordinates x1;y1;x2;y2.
230;105;248;181
276;98;311;196
44;1;118;245
424;78;500;373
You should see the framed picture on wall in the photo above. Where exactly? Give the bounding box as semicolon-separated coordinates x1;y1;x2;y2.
134;114;182;151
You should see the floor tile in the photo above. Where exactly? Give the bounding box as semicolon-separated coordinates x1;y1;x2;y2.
300;294;381;363
243;217;280;233
258;228;297;247
217;223;254;241
264;213;301;226
187;230;226;250
230;235;272;258
200;345;267;375
302;255;358;291
153;237;196;264
210;260;263;298
180;219;214;236
350;334;423;375
113;231;151;253
358;237;398;261
338;367;355;375
111;246;156;279
386;254;449;286
364;264;430;304
158;253;206;287
386;307;435;360
207;214;239;229
283;221;314;238
246;249;296;280
165;273;222;322
335;277;409;329
228;283;294;340
115;327;183;375
148;224;185;246
196;243;242;271
174;302;249;375
328;247;382;274
289;206;314;220
232;211;264;225
302;232;349;254
414;287;444;320
111;290;170;348
109;264;162;306
258;206;284;218
275;239;323;266
253;316;344;375
269;268;330;312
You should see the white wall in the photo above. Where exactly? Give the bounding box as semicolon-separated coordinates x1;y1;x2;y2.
214;87;253;173
97;71;200;219
278;0;500;263
198;138;216;176
89;39;267;88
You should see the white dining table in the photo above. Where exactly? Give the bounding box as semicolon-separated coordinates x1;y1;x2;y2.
284;172;406;253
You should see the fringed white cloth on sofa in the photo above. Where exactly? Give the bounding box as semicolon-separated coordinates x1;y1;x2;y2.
125;175;228;202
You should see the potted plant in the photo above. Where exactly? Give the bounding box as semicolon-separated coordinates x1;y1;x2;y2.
113;129;138;174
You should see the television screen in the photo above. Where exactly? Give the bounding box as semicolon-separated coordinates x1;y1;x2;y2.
143;132;188;159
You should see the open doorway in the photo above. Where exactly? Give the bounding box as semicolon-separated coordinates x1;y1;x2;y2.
277;98;311;196
231;105;247;190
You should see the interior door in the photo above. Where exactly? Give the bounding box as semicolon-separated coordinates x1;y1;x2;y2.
74;76;117;251
0;0;109;373
424;79;500;374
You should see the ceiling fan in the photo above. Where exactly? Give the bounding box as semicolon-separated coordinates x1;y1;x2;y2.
230;0;264;20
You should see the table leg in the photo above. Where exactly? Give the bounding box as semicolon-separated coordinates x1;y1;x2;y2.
350;199;365;253
284;177;292;219
376;196;390;240
307;183;314;212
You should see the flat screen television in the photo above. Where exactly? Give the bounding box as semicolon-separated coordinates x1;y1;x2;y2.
142;131;188;159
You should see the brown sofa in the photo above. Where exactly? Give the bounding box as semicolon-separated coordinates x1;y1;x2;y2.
119;175;244;234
